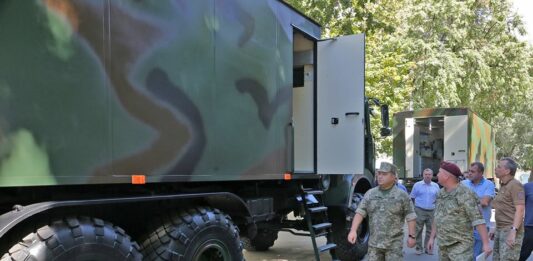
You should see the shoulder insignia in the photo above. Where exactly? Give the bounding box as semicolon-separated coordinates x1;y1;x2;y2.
518;191;525;201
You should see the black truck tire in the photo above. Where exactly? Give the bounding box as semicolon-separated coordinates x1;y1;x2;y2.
331;193;369;261
1;216;142;261
141;207;244;261
242;228;279;251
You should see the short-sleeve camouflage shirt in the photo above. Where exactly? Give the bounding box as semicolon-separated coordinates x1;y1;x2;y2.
355;186;416;249
434;183;485;246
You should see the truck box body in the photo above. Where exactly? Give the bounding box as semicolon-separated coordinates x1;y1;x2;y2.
0;0;365;187
0;2;376;259
393;108;496;180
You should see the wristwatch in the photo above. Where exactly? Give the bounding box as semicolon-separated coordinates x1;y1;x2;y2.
408;234;416;239
511;226;518;231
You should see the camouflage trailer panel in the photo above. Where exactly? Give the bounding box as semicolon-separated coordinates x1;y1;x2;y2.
392;113;407;177
0;0;320;187
469;112;496;179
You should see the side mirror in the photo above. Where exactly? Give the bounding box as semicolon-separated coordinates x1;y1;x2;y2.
380;104;389;127
380;127;392;137
380;104;392;137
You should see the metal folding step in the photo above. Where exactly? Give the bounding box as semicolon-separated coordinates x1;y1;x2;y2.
318;243;337;253
312;222;332;231
300;186;339;261
308;206;328;213
303;189;324;195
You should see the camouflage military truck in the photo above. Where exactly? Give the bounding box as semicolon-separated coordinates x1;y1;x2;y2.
393;108;496;189
0;1;390;260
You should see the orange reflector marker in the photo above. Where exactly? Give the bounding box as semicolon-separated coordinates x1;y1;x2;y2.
131;175;146;185
284;172;292;180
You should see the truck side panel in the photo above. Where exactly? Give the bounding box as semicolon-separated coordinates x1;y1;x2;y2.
0;0;320;187
392;112;407;178
469;112;496;179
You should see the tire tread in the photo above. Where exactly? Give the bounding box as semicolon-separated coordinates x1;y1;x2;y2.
242;228;279;251
141;207;244;261
1;216;142;261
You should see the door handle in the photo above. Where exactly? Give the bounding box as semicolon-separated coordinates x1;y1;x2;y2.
345;112;359;116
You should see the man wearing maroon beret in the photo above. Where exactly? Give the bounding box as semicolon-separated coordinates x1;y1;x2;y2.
427;161;492;260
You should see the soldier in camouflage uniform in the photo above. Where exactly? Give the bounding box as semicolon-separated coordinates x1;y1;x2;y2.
348;162;417;260
427;161;492;261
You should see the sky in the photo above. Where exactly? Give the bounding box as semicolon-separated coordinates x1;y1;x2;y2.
513;0;533;44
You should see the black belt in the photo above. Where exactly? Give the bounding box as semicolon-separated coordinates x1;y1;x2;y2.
415;206;434;211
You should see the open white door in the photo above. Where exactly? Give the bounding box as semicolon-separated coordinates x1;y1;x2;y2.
444;115;468;172
317;34;365;175
405;118;415;178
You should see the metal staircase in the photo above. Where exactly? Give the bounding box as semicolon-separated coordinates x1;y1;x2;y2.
300;186;339;261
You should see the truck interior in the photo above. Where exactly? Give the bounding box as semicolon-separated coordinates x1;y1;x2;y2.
406;117;444;178
292;30;316;174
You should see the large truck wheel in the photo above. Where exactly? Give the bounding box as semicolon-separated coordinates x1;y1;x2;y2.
1;216;142;261
331;193;369;261
242;228;279;251
141;207;244;261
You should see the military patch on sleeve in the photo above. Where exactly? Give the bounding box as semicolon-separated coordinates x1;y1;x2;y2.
517;191;525;201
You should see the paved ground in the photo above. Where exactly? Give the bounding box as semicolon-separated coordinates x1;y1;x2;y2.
244;229;442;261
244;231;331;261
244;220;533;261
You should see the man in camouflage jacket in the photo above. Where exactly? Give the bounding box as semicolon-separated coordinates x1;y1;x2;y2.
348;162;417;260
427;161;492;261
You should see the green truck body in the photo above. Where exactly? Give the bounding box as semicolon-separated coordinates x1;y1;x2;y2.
393;108;496;184
0;1;385;260
0;0;321;186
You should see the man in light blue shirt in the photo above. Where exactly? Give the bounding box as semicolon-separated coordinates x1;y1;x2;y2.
461;162;495;259
410;168;440;255
396;177;408;192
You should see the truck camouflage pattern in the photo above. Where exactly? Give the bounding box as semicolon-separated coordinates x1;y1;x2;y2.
0;1;388;260
393;108;496;186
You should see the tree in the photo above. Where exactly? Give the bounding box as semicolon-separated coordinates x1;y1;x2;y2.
404;0;533;169
494;83;533;171
405;0;532;117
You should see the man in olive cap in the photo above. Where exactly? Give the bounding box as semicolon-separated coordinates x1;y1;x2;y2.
348;162;417;260
427;161;492;260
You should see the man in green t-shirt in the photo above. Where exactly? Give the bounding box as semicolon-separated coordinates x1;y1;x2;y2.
491;157;525;261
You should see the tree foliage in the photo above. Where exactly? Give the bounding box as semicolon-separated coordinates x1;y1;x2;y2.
285;0;533;169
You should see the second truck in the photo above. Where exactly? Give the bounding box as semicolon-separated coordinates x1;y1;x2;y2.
393;108;496;188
